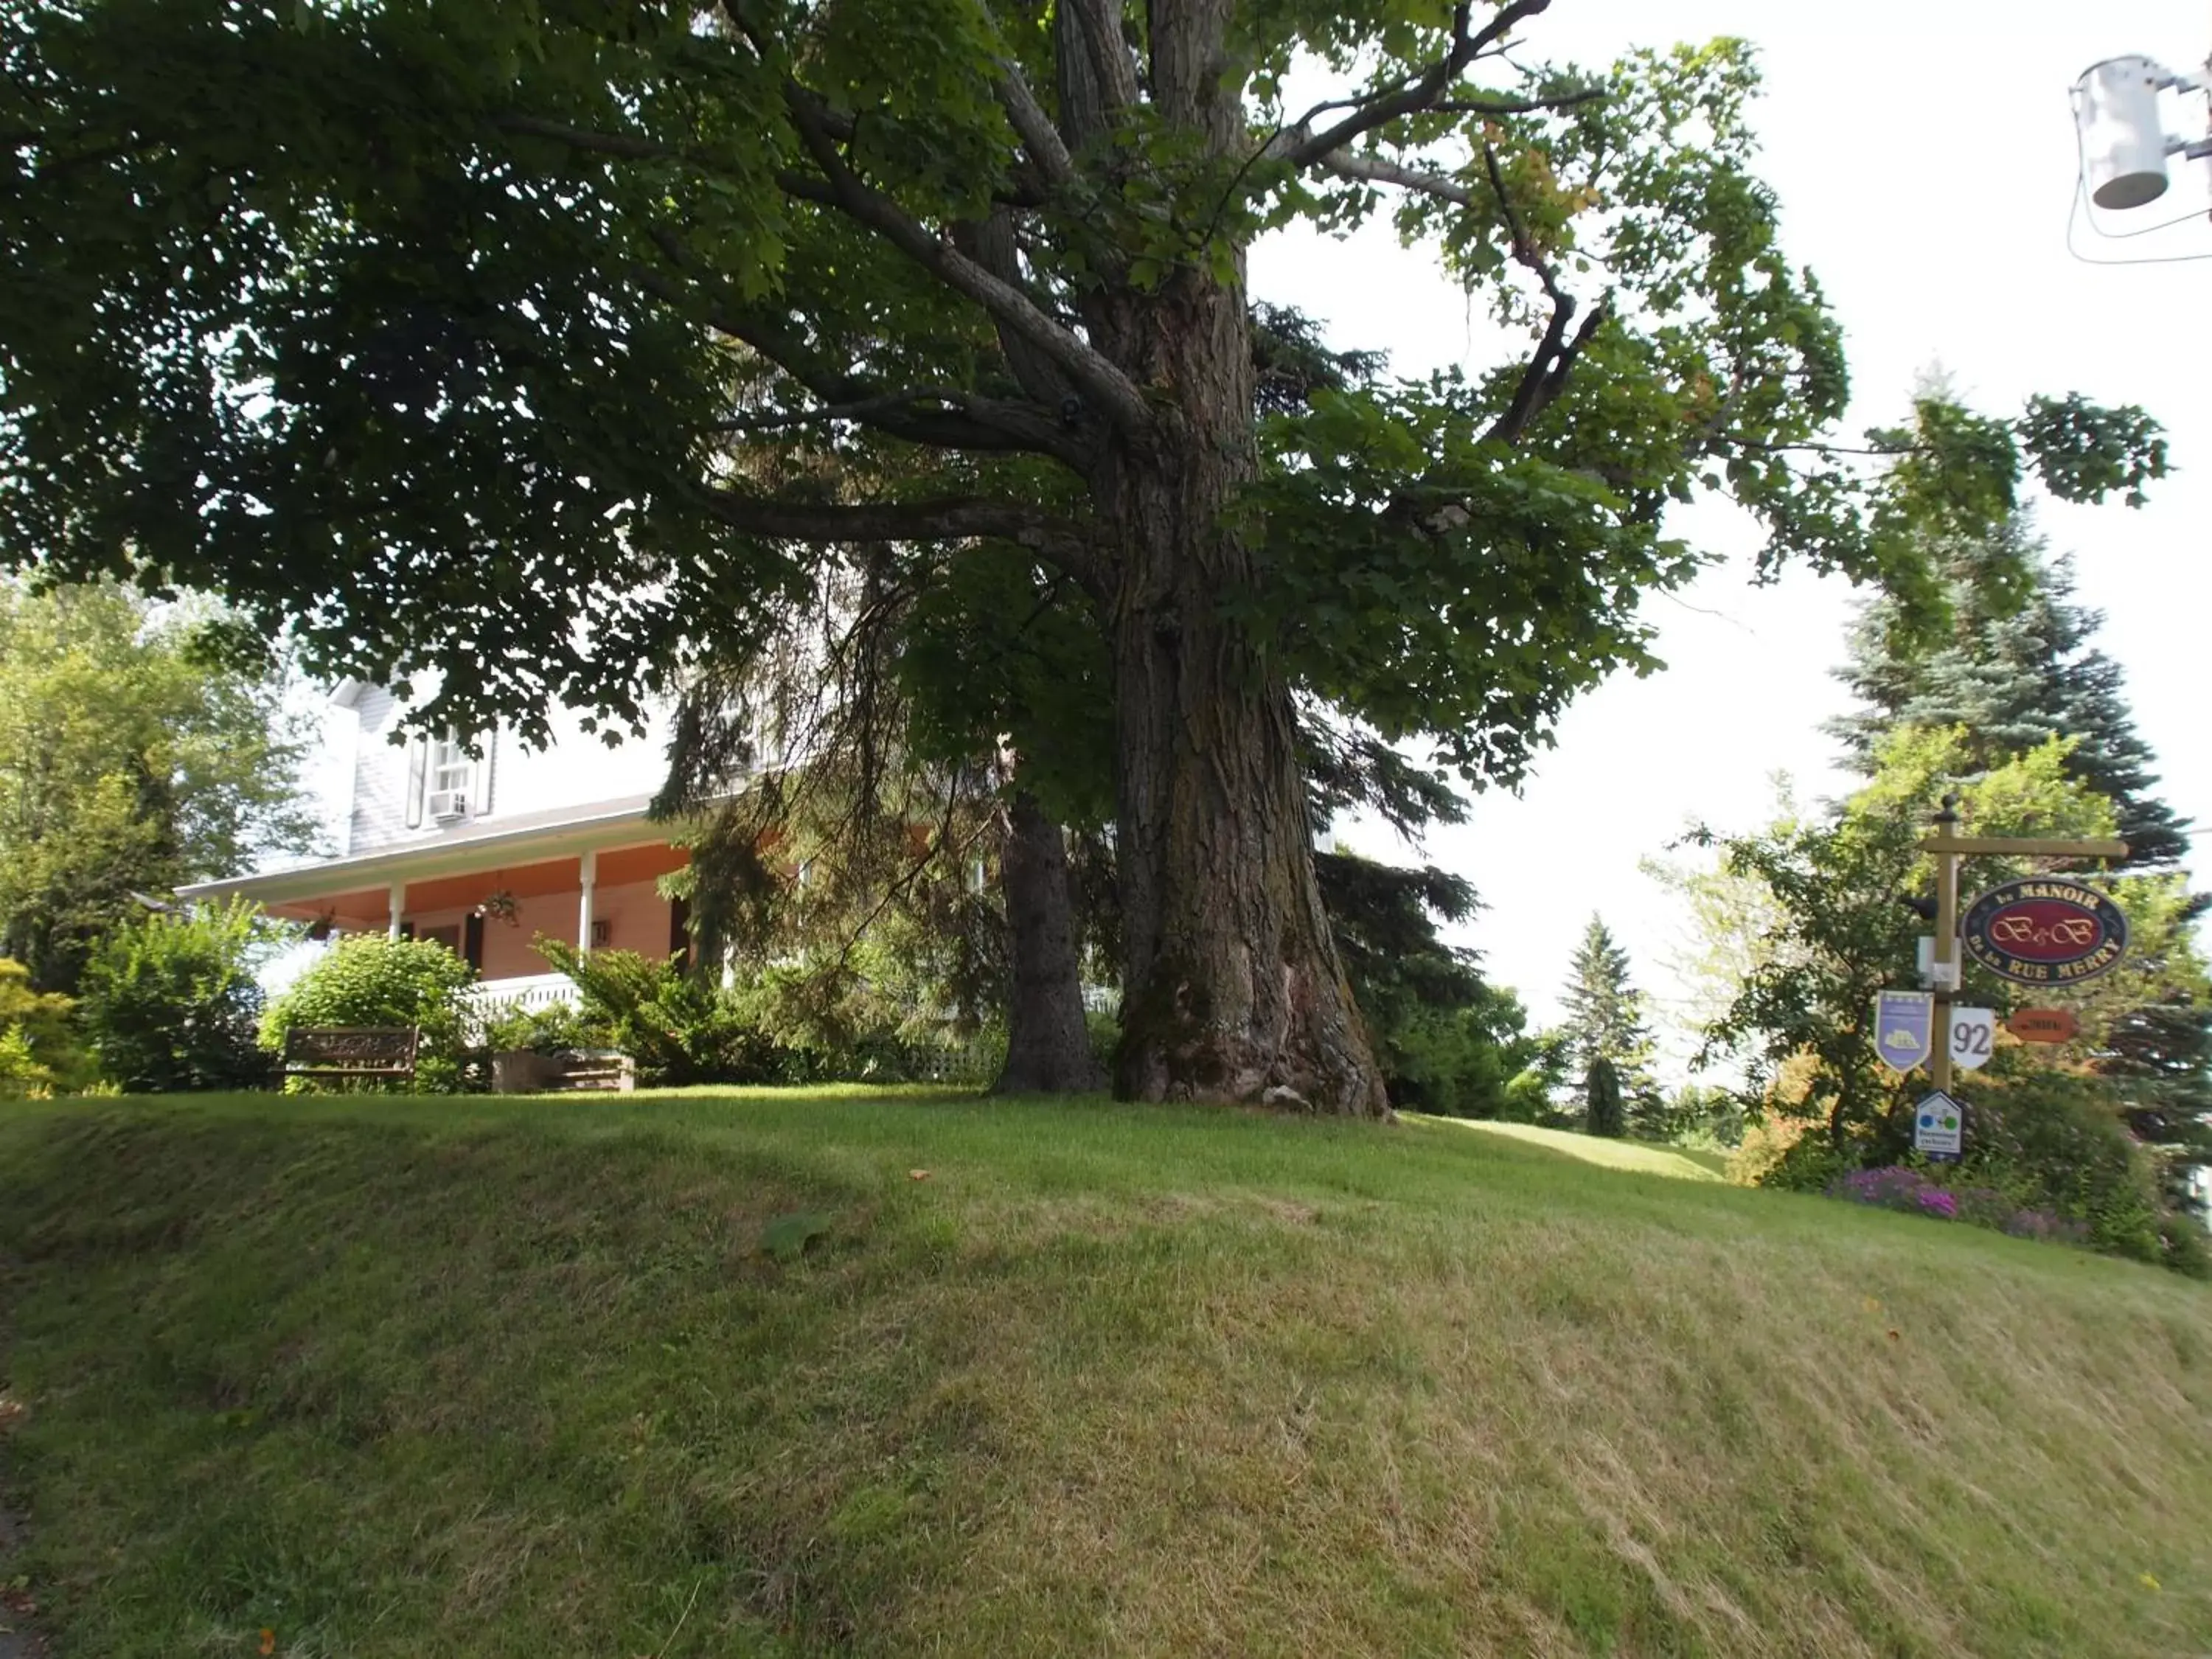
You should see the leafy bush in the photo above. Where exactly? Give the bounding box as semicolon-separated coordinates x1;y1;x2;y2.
260;933;477;1091
1085;1009;1121;1080
1649;1084;1747;1149
0;1021;53;1096
1786;1073;2198;1273
475;998;607;1057
1946;1075;2178;1269
1738;1115;1853;1192
78;898;276;1092
0;956;92;1095
537;939;784;1085
1825;1166;2090;1245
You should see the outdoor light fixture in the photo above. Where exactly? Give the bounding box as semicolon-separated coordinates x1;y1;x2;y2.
2071;53;2212;211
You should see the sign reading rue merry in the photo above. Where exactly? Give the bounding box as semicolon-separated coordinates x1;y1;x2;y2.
1961;878;2129;987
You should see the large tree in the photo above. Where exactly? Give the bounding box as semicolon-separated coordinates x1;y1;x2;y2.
0;581;317;991
1831;516;2194;871
0;1;2168;1110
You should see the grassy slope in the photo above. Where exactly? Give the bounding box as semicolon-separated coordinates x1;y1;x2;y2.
0;1090;2206;1658
1433;1118;1728;1183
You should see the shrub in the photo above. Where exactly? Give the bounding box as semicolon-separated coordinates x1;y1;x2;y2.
475;998;607;1057
260;933;477;1091
0;956;92;1095
1803;1074;2197;1273
1826;1166;2093;1248
1750;1119;1857;1193
78;898;276;1092
0;1021;54;1096
537;939;783;1085
1660;1084;1747;1150
1085;1009;1121;1081
1947;1075;2176;1268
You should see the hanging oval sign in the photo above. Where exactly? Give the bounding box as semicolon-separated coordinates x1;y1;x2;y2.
1961;877;2129;987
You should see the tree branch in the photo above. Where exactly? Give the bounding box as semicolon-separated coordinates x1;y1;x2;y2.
1481;139;1567;310
1315;149;1479;207
709;385;1080;462
950;209;1084;409
1429;88;1605;116
1279;0;1554;168
632;239;1091;467
700;490;1107;597
1477;142;1604;445
992;54;1078;190
492;113;669;161
781;83;1154;439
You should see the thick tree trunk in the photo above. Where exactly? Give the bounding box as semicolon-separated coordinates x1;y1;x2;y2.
991;789;1105;1095
1096;276;1388;1118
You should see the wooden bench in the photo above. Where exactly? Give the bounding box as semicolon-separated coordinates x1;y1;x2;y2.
282;1025;420;1089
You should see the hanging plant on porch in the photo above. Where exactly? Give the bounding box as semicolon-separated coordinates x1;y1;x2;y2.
476;888;520;925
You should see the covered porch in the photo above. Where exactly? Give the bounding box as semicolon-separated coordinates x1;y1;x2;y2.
181;804;692;1005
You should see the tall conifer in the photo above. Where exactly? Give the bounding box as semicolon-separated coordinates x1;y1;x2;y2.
1559;916;1666;1135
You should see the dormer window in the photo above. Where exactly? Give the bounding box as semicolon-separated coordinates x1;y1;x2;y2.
406;726;487;829
427;732;471;821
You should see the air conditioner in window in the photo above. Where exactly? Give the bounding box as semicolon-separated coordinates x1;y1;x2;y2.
427;788;469;821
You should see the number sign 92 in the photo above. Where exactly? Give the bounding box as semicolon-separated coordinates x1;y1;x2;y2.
1948;1007;1995;1071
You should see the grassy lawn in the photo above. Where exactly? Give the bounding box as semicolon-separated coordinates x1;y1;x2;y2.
0;1088;2207;1658
1428;1116;1729;1183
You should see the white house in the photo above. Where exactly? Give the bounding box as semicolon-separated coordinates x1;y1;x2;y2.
182;681;696;1009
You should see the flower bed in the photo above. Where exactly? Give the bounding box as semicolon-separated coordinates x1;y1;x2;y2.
1826;1166;2088;1246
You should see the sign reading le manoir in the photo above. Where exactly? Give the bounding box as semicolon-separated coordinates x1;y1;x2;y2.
1961;878;2129;987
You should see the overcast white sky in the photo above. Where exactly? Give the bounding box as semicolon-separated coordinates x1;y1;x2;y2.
1251;0;2212;1068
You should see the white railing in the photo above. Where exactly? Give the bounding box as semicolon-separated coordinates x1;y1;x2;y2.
462;973;581;1038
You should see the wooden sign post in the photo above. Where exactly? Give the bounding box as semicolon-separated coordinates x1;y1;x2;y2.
1920;796;2128;1095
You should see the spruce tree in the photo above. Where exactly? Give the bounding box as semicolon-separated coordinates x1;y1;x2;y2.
1832;518;2191;869
2098;995;2212;1217
1558;916;1666;1135
1585;1055;1626;1139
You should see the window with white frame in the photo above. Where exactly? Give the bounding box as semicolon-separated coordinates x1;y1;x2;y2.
425;731;472;820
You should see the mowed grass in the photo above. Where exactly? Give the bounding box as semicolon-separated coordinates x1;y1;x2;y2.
0;1090;2207;1658
1428;1116;1729;1183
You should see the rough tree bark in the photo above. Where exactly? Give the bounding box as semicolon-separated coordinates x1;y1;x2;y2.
1096;300;1385;1116
1077;5;1388;1117
990;789;1105;1095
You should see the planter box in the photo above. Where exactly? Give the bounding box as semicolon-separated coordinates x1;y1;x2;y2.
491;1048;636;1094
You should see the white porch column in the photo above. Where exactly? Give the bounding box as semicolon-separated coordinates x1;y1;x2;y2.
577;848;598;956
386;880;405;940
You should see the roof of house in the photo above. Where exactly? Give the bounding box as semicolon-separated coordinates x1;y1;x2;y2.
179;793;670;906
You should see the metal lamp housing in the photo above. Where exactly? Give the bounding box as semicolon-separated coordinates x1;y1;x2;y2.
2076;55;2173;209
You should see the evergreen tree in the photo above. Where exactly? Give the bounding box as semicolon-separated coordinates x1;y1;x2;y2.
2097;995;2212;1220
1311;851;1543;1119
1558;916;1665;1135
1585;1056;1626;1138
1832;517;2191;869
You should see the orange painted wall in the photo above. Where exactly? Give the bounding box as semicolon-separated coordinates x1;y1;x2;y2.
406;877;676;981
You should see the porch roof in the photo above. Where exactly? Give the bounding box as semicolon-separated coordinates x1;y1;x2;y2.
179;795;671;910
